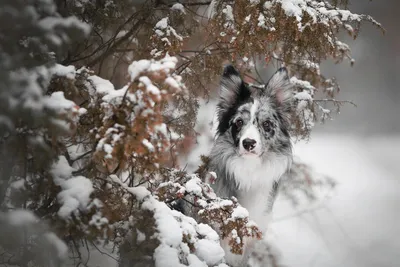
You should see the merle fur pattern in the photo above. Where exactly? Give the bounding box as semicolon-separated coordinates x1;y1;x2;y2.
208;66;293;266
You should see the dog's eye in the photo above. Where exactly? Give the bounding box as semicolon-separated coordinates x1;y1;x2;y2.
235;119;243;128
263;120;272;132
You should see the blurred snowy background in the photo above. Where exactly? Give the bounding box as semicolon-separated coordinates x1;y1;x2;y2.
271;2;400;265
182;1;400;266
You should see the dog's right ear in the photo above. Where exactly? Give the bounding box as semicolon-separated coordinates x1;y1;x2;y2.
216;65;251;135
218;65;251;112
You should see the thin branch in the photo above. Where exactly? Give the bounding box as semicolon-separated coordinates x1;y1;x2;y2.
270;204;326;223
314;99;357;107
90;242;119;262
164;1;212;7
86;16;147;67
71;150;94;163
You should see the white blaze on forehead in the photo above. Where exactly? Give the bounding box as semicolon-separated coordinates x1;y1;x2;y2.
250;99;259;121
239;100;262;155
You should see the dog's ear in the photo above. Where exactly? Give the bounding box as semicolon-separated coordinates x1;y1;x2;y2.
265;67;293;110
218;65;251;111
216;65;251;134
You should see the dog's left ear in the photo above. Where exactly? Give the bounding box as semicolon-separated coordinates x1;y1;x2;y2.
264;67;293;110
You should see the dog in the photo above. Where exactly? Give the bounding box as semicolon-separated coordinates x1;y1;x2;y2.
208;65;293;266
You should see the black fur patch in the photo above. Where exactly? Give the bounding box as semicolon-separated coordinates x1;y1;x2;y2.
223;65;240;76
231;121;241;147
217;83;252;135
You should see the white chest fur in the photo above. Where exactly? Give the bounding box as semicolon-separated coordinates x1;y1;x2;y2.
238;189;271;233
225;153;290;231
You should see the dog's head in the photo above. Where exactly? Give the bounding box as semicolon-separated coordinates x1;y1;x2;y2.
216;65;293;158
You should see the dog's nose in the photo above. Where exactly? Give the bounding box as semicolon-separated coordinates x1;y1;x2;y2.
242;138;256;151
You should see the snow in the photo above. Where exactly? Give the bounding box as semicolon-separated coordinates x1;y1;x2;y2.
171;3;185;14
155;123;168;136
220;199;233;207
155;244;185;267
277;0;304;22
269;135;400;267
96;55;182;167
78;107;87;115
38;16;91;35
10;179;25;190
249;0;260;5
50;156;75;179
89;211;109;229
128;55;178;82
109;175;151;201
290;76;315;91
153;16;184;44
142;199;183;247
187;254;207;267
1;211;69;262
161;37;172;46
222;5;234;21
129;60;151;81
299;60;320;74
97;139;113;158
101;86;129;103
43;92;76;112
115;30;128;39
231;206;249;219
142;138;155;152
4;209;37;226
115;170;227;266
263;1;272;9
165;76;181;90
50;156;94;219
139;193;223;266
43;91;76;111
155;17;169;30
255;0;380;31
57;176;94;218
194;239;225;266
185;177;203;196
52;64;76;79
181;109;400;266
257;13;266;28
179;99;400;266
139;76;161;96
294;91;312;101
88;75;115;95
128;186;150;200
43;232;69;258
137;229;146;243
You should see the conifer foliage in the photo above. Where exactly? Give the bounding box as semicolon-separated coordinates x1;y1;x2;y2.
0;0;381;266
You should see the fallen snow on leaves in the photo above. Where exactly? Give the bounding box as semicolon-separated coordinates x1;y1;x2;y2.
120;181;226;267
50;156;94;219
